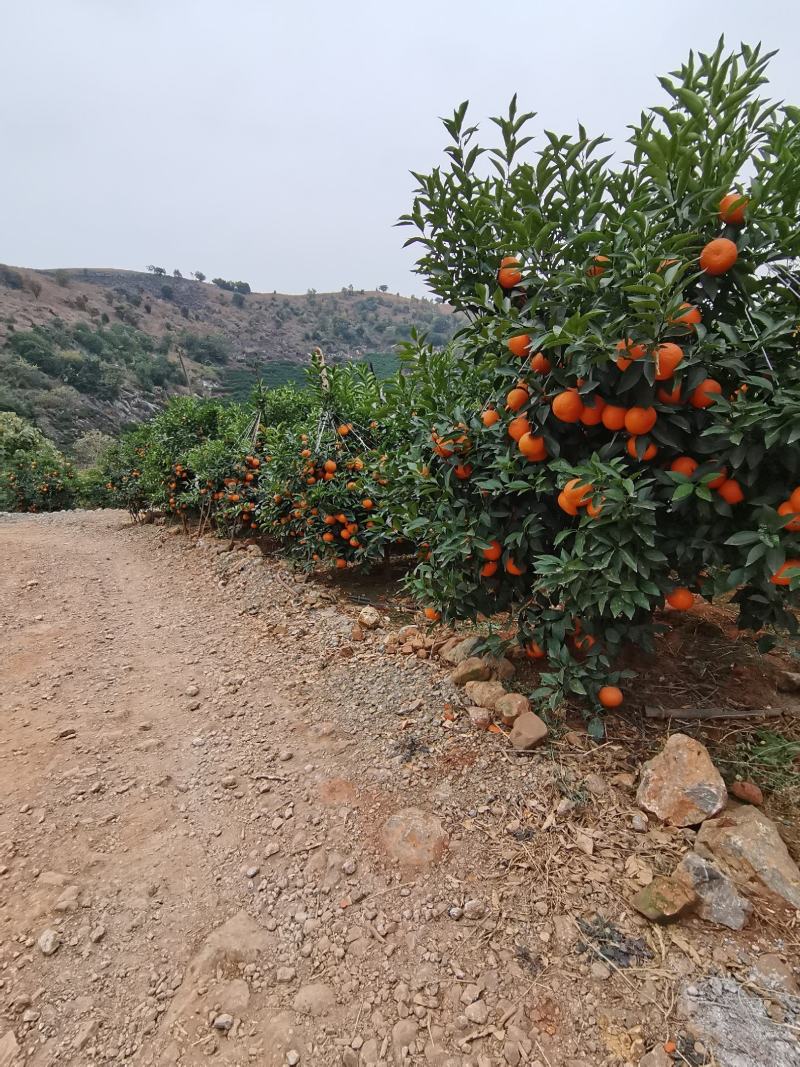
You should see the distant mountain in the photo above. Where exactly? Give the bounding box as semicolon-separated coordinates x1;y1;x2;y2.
0;264;458;447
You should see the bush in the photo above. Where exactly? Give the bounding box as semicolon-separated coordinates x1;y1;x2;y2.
0;418;78;512
391;40;800;730
181;332;230;365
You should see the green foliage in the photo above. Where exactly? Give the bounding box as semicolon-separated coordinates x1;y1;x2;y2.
0;417;78;512
181;332;230;365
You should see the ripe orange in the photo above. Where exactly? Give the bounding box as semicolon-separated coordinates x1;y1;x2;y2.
349;537;360;548
771;560;800;587
531;352;551;374
507;334;531;358
790;487;800;512
666;587;694;610
700;237;738;275
598;685;623;708
506;386;529;412
505;558;526;575
707;467;728;489
346;480;357;490
586;499;604;518
322;532;334;543
587;254;609;277
498;257;522;288
480;560;498;578
518;432;547;461
690;378;722;409
657;383;683;405
718;478;744;505
579;397;606;426
482;407;500;427
454;464;473;480
601;404;627;431
552;389;584;423
508;415;532;442
524;640;546;660
615;338;646;371
338;423;352;436
482;540;502;561
362;498;374;509
424;606;441;622
670;303;702;329
777;501;800;530
324;459;337;473
655;342;684;381
558;491;579;516
335;558;347;569
719;192;748;225
564;478;593;506
670;456;698;477
624;406;657;435
626;436;657;461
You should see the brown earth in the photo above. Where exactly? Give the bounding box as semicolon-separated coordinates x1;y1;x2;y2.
0;512;798;1067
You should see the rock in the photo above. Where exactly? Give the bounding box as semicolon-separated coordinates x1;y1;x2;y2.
381;808;449;868
630;876;697;922
583;773;608;796
483;655;515;681
185;684;200;697
276;966;296;982
678;977;799;1067
638;1049;673;1067
590;961;611;980
0;1032;20;1067
751;954;799;995
37;928;61;956
504;1041;521;1066
464;1000;488;1024
89;924;106;943
636;733;727;827
631;813;649;833
212;1013;233;1032
392;1019;418;1064
463;898;486;920
292;983;334;1017
466;706;491;730
449;657;491;686
495;692;530;725
696;804;800;910
287;1051;300;1066
509;711;548;751
73;1018;98;1050
673;852;752;930
463;679;507;710
775;670;800;692
358;606;381;630
441;636;481;665
217;978;250;1013
54;884;80;912
730;780;763;806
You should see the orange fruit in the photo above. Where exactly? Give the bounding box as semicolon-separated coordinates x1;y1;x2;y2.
498;257;522;288
586;499;604;518
552;389;584;423
524;640;546;660
657;383;683;405
362;498;373;509
518;433;547;461
773;499;798;528
700;237;738;275
505;558;526;576
424;607;441;622
655;342;683;381
601;404;627;431
624;406;657;435
558;491;579;515
482;407;500;427
670;303;702;329
324;459;337;473
482;539;503;561
719;192;748;225
335;558;347;569
666;587;694;610
670;456;698;477
579;397;606;426
626;436;657;461
690;378;722;409
480;560;498;578
349;538;360;548
454;464;473;480
508;415;532;442
507;334;531;358
322;532;334;543
789;487;800;512
707;467;728;490
531;352;551;374
771;560;800;587
506;386;529;411
598;685;623;708
564;478;593;506
587;254;609;277
717;478;744;504
615;338;647;371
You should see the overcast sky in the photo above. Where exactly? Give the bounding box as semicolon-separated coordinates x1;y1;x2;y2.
2;1;798;296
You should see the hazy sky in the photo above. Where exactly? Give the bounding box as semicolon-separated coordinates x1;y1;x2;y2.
2;1;799;296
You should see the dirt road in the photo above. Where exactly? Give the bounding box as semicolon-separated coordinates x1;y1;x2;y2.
1;512;797;1067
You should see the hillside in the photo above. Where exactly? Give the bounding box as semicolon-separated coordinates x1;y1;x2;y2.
0;264;457;447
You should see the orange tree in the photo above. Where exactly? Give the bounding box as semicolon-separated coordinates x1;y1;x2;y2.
256;352;393;570
393;40;800;730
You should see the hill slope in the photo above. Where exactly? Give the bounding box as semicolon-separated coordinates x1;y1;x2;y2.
0;264;456;446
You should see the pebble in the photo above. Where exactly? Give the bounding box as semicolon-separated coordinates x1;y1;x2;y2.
287;1052;300;1066
37;928;61;956
185;684;200;697
212;1013;233;1032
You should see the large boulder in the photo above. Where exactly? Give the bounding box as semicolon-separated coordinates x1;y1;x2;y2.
636;733;727;827
696;803;800;911
673;851;752;930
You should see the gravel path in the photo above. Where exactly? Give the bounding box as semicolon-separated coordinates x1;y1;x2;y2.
0;511;797;1067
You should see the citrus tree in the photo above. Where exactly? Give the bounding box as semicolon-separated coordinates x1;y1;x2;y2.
394;39;800;729
0;413;78;512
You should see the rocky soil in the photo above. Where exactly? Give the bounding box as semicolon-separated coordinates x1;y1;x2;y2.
1;511;799;1067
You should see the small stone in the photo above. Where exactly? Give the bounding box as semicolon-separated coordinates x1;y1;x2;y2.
463;898;486;920
638;1049;673;1067
449;657;491;686
631;813;649;833
673;851;752;930
381;808;449;868
221;775;237;788
441;636;481;665
463;679;507;710
467;706;491;730
636;733;727;827
185;684;200;697
751;953;799;995
245;866;260;878
54;884;80;912
293;983;334;1017
37;928;61;956
276;966;296;982
89;925;106;943
73;1019;98;1050
630;875;697;922
212;1013;233;1032
286;1052;300;1066
509;710;548;750
358;605;381;630
590;961;611;980
730;780;763;806
464;1000;488;1024
495;692;530;725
